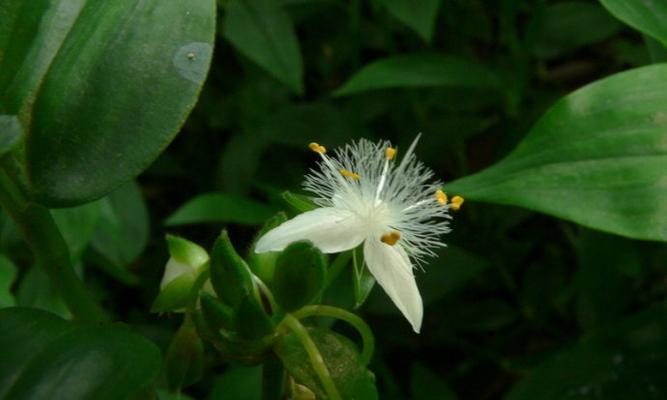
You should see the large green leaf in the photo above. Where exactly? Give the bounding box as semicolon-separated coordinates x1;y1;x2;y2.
0;254;17;307
600;0;667;47
165;193;277;226
377;0;441;43
506;303;667;400
4;0;216;206
275;327;378;400
0;307;161;399
333;53;500;96
223;0;303;94
446;65;667;241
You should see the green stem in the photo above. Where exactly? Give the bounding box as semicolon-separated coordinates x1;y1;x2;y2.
0;169;106;322
291;305;375;366
282;315;342;400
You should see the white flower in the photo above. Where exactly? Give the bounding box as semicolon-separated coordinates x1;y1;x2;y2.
255;135;462;333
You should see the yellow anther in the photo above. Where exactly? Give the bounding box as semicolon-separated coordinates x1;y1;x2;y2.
308;142;327;154
450;195;464;211
339;169;360;180
435;189;448;205
380;231;401;246
385;147;397;160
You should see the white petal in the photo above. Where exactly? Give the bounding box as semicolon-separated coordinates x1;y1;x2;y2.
255;207;366;254
363;239;423;333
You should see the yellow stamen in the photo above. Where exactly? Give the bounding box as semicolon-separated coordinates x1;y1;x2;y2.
450;195;464;211
380;231;401;246
385;147;397;160
308;142;326;154
435;189;448;205
339;169;360;180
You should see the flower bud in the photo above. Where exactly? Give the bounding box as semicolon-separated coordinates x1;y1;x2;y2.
151;235;209;313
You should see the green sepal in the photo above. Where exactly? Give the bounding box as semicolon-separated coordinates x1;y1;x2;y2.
166;234;209;268
210;230;256;308
248;212;288;284
280;191;317;214
352;246;375;309
151;273;196;313
273;241;326;312
200;292;235;332
165;320;204;392
234;295;275;341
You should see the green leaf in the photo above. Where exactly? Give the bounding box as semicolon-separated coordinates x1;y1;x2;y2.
20;0;215;206
273;241;326;312
0;115;23;154
234;295;275;341
166;193;278;226
446;65;667;241
51;201;102;260
333;53;500;96
223;0;303;94
207;367;262;400
165;322;204;391
377;0;441;43
90;181;149;268
506;303;667;400
600;0;667;47
275;327;378;400
530;2;623;60
0;254;17;307
281;191;318;214
15;265;68;317
0;307;161;399
200;292;235;332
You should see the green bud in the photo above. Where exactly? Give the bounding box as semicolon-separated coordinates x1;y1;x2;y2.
273;241;326;312
151;235;209;313
235;295;275;341
200;292;235;332
165;321;204;391
210;230;256;308
247;212;288;283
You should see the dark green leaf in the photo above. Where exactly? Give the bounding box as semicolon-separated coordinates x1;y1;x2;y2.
15;265;68;317
223;0;303;94
600;0;667;46
165;193;277;226
377;0;441;43
275;327;378;400
24;0;216;205
334;53;500;96
0;115;23;153
410;364;459;400
207;367;262;400
446;65;667;241
273;241;326;312
0;307;161;400
530;2;622;60
234;295;275;340
165;322;204;391
506;303;667;400
0;254;17;307
51;201;102;260
90;181;149;267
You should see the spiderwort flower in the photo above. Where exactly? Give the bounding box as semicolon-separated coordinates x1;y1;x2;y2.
255;135;462;332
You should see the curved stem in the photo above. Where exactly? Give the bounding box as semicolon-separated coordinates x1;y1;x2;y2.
282;315;342;400
0;169;107;322
291;305;375;365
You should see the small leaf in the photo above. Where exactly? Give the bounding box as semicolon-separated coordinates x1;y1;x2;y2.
600;0;667;46
275;327;378;400
273;241;326;312
223;0;303;94
446;65;667;241
165;193;278;226
0;307;161;399
506;303;667;400
377;0;441;43
51;201;102;260
334;53;500;96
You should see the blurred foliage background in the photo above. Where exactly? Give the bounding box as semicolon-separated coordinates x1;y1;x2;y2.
3;0;667;399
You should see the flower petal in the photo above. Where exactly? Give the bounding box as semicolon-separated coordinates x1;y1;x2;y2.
255;207;365;253
363;239;423;333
